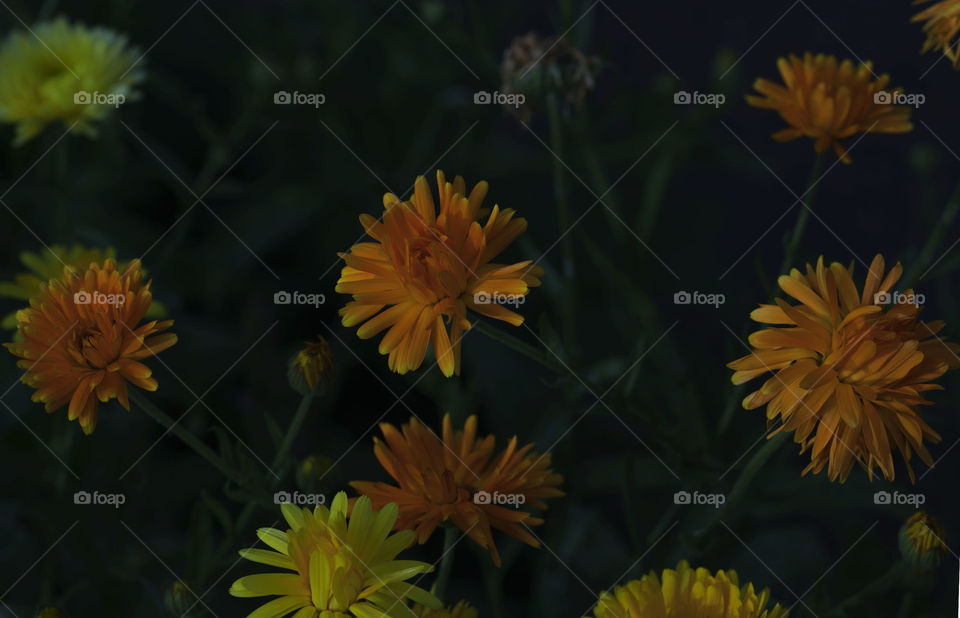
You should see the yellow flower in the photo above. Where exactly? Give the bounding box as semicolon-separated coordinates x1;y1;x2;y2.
5;258;176;434
728;255;959;483
230;491;440;617
412;600;478;618
0;17;143;145
588;561;788;618
913;0;960;68
900;511;948;570
336;170;542;377
288;336;335;394
746;53;912;163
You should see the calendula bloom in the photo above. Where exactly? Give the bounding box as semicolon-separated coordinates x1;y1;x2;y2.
412;600;477;618
336;170;542;377
5;259;176;434
729;255;959;482
588;561;788;618
229;492;440;618
746;53;912;163
351;414;564;567
0;17;143;145
913;0;960;68
288;336;335;394
899;511;948;570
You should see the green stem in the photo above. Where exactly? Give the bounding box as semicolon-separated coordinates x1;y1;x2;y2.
545;92;577;351
481;555;504;618
433;526;457;603
827;561;904;617
780;154;825;275
473;320;562;373
129;391;243;484
902;179;960;286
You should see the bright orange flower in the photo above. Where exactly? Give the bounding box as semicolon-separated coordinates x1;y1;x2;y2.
729;255;959;482
5;259;176;434
913;0;960;69
336;170;542;377
746;53;912;163
350;414;563;567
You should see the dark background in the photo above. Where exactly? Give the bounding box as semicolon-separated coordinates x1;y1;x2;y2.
0;0;957;616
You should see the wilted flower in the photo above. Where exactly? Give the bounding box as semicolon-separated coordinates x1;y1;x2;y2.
913;0;960;69
336;171;542;377
230;492;440;617
588;561;788;618
287;336;334;394
0;17;143;145
899;511;948;570
412;600;478;618
500;31;599;121
5;259;176;434
351;414;564;567
746;53;912;163
729;255;959;482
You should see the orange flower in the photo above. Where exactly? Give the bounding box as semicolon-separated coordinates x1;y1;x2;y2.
5;259;176;434
913;0;960;69
350;414;563;567
746;53;912;163
729;255;959;482
336;170;542;377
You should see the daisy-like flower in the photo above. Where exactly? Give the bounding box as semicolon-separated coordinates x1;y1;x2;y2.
746;53;912;163
412;600;477;618
350;414;564;567
288;336;335;394
0;17;143;145
229;491;440;618
899;511;948;570
5;259;176;434
336;170;542;377
588;561;788;618
728;255;959;482
913;0;960;69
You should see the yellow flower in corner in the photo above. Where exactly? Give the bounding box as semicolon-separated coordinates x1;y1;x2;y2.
900;511;948;570
230;491;440;618
728;255;959;483
746;53;912;163
5;259;176;434
0;17;143;145
588;561;788;618
336;170;542;377
913;0;960;69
